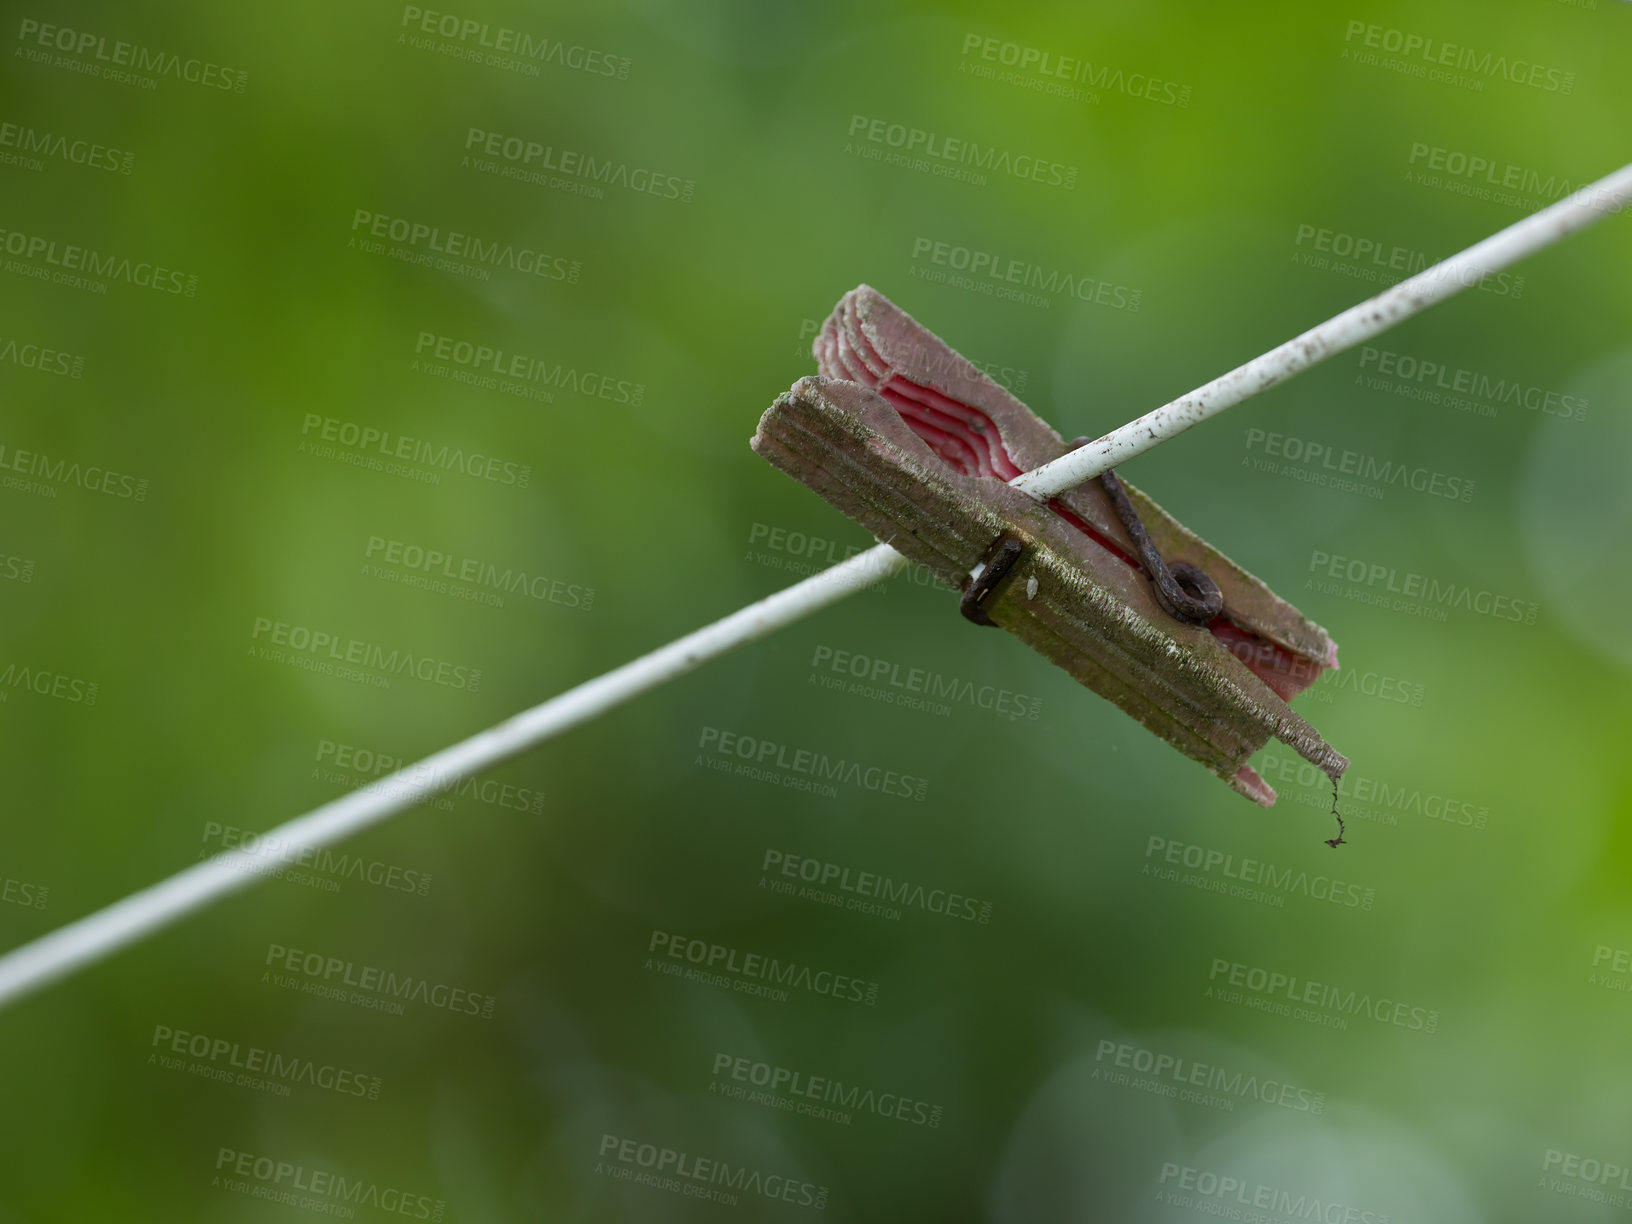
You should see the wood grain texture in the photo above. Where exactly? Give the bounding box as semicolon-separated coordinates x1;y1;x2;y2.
754;288;1351;808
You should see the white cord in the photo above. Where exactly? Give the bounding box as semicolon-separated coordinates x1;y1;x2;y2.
0;162;1626;1011
1014;164;1632;499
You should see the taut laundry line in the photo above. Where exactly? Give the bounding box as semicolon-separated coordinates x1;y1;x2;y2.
0;162;1627;1012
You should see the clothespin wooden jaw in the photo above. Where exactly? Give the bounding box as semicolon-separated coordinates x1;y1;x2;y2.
752;286;1348;808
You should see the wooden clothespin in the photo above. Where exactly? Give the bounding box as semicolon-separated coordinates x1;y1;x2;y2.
753;286;1348;822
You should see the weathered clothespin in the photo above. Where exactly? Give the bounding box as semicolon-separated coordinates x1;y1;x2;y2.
752;285;1348;811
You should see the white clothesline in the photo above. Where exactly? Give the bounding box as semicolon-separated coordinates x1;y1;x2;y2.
1;163;1627;1011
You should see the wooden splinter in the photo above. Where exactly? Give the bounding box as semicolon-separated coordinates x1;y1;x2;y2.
752;285;1349;815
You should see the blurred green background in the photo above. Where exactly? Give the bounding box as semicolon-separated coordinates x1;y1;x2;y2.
2;0;1631;1219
